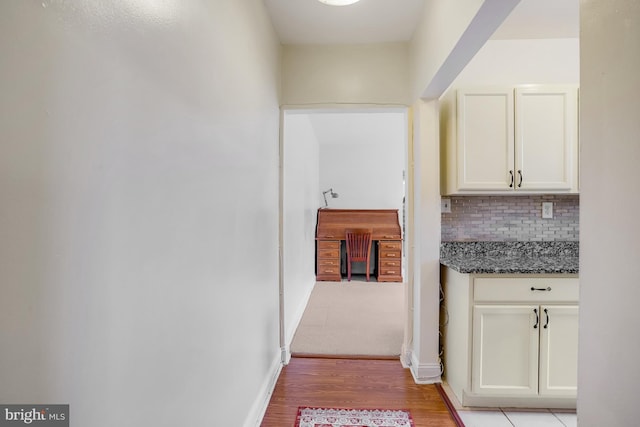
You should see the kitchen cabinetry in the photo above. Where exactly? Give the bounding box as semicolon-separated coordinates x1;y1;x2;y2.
443;85;579;194
441;269;579;408
472;304;579;398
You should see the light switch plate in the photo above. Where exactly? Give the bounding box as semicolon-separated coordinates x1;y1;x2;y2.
542;202;553;219
441;198;451;213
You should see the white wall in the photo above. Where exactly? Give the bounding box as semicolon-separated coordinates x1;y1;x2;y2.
282;43;410;106
282;113;320;352
0;1;281;426
313;112;406;212
452;38;580;86
578;1;640;425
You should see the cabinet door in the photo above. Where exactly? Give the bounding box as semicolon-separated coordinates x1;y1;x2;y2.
515;86;578;191
456;88;515;191
539;305;579;397
472;305;539;396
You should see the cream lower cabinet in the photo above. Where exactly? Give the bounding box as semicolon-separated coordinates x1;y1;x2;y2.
539;305;579;397
441;268;579;408
472;305;539;396
472;305;579;398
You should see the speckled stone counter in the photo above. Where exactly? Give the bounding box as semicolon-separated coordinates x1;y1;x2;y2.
440;241;579;274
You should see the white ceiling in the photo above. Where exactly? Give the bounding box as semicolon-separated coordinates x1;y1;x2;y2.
263;0;579;45
264;0;425;44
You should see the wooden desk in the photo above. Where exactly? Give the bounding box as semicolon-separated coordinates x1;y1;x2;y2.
316;209;402;282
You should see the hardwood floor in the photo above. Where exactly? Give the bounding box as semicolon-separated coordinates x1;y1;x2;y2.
261;357;457;427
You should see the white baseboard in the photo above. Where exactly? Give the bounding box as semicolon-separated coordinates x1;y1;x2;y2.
281;345;291;365
409;352;442;384
243;352;283;427
283;278;316;355
244;279;315;426
462;389;577;409
400;343;412;368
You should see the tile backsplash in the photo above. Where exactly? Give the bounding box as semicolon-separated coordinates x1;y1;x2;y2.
441;195;579;242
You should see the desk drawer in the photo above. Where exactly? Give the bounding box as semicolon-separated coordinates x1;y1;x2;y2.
380;259;401;269
318;265;340;276
317;229;343;239
318;259;340;268
379;250;401;259
378;264;402;282
379;241;401;251
318;249;339;259
318;240;339;250
376;228;401;240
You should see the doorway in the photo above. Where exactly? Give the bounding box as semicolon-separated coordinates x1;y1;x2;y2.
279;107;410;360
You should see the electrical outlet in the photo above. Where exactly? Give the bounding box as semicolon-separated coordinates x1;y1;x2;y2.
441;198;451;213
542;202;553;219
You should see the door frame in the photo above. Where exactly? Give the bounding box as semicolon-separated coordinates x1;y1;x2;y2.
278;105;414;363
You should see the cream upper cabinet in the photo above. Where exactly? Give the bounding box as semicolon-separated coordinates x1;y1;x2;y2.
455;88;515;191
515;87;578;191
445;85;579;194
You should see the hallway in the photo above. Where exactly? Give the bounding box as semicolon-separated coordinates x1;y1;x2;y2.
261;357;457;426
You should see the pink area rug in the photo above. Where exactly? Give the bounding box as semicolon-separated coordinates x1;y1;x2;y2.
294;407;414;427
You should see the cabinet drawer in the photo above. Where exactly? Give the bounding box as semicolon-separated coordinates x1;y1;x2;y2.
474;277;579;303
379;241;401;251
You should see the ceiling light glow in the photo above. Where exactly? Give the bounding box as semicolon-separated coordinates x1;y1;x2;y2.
317;0;362;6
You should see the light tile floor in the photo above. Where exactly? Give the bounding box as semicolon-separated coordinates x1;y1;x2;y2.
459;408;577;427
441;382;577;427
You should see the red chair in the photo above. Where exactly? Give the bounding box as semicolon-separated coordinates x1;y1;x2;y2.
345;229;373;282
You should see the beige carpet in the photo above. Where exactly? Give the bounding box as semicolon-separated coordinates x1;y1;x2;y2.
290;279;405;357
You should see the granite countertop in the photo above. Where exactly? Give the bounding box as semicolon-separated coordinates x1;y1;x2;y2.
440;241;579;274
